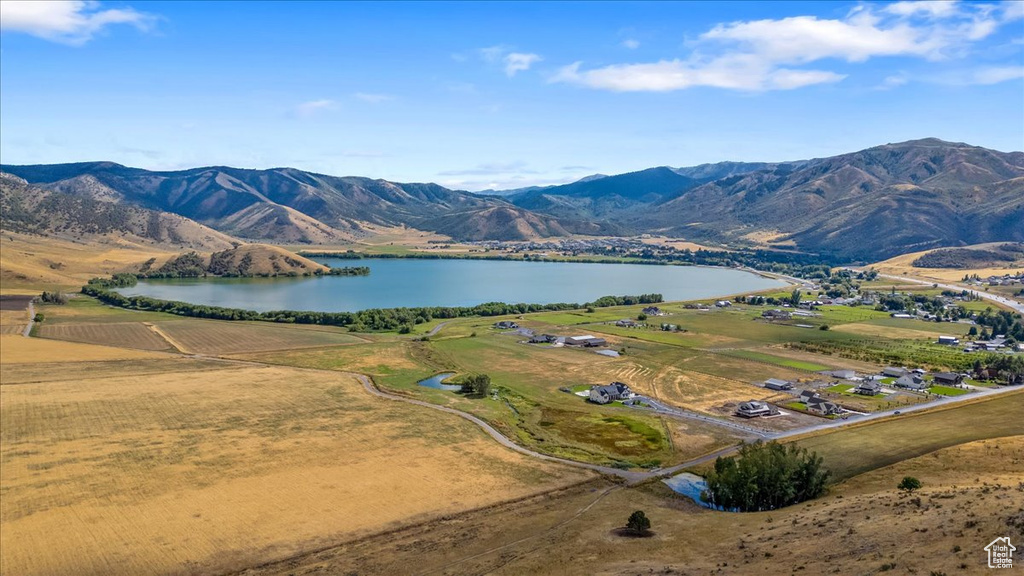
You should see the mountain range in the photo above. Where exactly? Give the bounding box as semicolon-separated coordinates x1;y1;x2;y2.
3;138;1022;261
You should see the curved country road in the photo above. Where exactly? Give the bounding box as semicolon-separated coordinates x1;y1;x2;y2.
350;372;652;483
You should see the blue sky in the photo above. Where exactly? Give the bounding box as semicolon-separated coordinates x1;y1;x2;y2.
1;1;1022;190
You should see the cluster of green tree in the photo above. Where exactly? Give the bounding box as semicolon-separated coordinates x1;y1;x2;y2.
819;269;873;298
39;291;69;305
973;355;1024;383
972;309;1024;342
458;374;492;396
914;246;1021;269
874;291;970;321
143;252;207;278
322;266;370;276
86;273;139;289
80;276;662;331
702;441;830;512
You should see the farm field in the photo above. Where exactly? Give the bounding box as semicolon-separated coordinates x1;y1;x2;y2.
0;343;591;576
719;348;832;371
37;322;175;351
792;390;1024;480
151;319;365;355
0;334;167;364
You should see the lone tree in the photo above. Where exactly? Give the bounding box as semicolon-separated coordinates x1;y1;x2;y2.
898;476;922;495
789;288;802;307
626;510;651;536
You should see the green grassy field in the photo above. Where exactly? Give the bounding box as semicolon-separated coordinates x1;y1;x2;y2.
927;385;970;396
721;349;832;371
793;391;1024;480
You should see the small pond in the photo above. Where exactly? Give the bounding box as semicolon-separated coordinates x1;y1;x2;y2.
417;372;461;391
662;472;725;511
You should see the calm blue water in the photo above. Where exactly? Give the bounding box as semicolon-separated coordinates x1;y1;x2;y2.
417;373;460;391
663;473;718;509
115;258;786;313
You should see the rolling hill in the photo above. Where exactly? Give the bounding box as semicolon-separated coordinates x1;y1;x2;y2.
646;138;1024;259
0;172;236;251
4;138;1021;261
0;163;573;243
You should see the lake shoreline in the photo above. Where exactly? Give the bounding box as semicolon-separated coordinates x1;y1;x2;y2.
114;258;789;314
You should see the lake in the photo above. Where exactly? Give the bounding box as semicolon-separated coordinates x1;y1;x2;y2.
116;258;787;312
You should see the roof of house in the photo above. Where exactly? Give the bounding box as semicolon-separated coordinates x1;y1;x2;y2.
765;378;792;387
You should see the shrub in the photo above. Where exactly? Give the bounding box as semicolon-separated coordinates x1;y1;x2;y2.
898;476;922;494
626;510;651;535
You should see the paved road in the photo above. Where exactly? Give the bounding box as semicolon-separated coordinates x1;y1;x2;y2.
858;270;1024;314
425;321;450;337
634;396;773;438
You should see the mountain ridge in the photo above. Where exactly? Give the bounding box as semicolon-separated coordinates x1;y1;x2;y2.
4;138;1022;260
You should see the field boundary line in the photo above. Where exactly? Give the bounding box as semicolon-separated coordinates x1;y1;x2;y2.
144;323;192;354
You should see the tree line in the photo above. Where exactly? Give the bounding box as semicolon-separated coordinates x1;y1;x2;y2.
80;274;662;331
702;441;830;512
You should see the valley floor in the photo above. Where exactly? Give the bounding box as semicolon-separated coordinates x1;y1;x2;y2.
2;270;1022;575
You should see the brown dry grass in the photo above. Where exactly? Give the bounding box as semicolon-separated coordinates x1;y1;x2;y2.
0;334;166;364
242;435;1024;576
871;243;1024;282
0;357;591;576
152;320;365;355
0;231;173;289
37;322;175;352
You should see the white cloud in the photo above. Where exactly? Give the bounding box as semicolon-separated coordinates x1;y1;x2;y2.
883;1;960;18
622;38;640;49
503;52;542;76
968;65;1024;85
0;1;156;45
294;99;337;117
552;58;845;92
877;74;910;90
353;92;395;103
477;46;542;77
552;2;1013;92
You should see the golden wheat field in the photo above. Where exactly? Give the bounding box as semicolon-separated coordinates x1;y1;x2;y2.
0;343;591;576
36;322;176;351
0;334;167;363
151;320;366;355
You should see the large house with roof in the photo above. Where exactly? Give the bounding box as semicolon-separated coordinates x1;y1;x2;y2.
588;382;632;404
736;400;772;418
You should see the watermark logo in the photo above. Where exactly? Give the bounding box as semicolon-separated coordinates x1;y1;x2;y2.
985;537;1016;569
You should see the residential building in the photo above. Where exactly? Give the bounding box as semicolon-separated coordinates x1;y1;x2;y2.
494;321;519;329
565;335;607;347
854;381;882;395
933;372;964;386
589;382;632;404
806;396;841;416
764;378;794;391
894;375;927;390
736;400;772;418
